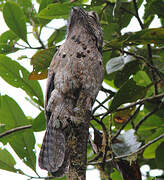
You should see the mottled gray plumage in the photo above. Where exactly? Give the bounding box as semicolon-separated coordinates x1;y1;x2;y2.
39;7;104;177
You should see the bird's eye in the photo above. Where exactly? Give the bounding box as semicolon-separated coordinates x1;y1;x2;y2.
88;11;99;21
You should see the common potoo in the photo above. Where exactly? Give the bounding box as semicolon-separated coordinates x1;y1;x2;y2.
39;7;104;177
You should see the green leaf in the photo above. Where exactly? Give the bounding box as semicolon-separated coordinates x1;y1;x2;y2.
114;60;141;88
16;0;34;23
32;111;46;132
0;55;44;107
155;142;164;170
110;168;122;180
133;71;151;87
107;28;164;48
144;0;164;20
144;101;164;119
0;30;19;54
102;0;143;31
38;2;82;20
153;59;164;74
48;26;66;47
126;28;164;44
0;148;17;173
0;95;28;131
3;1;27;42
39;0;55;13
0;95;36;170
103;23;119;41
138;113;164;131
29;47;56;80
38;2;72;19
9;129;36;171
109;78;146;112
143;128;164;159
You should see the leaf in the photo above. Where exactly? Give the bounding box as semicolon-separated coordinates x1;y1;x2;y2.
38;0;55;13
38;2;73;19
113;107;135;124
3;1;27;42
106;56;126;74
29;70;48;80
110;168;122;180
107;28;164;48
127;28;164;44
114;60;141;88
0;148;18;173
103;23;119;41
9;129;36;171
30;47;56;72
0;55;44;107
102;0;143;31
143;128;164;159
0;95;36;170
111;129;141;157
48;26;66;47
109;78;146;112
32;111;46;132
29;47;56;80
153;58;164;74
16;0;34;23
0;30;19;54
155;142;164;170
144;0;164;20
137;111;164;131
133;71;151;87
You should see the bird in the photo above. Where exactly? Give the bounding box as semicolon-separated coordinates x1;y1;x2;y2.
38;7;104;177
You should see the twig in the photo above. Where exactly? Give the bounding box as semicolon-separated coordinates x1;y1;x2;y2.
112;104;142;142
95;99;108;111
101;86;116;96
30;18;46;49
120;6;136;17
122;49;163;79
15;42;43;50
99;93;164;119
0;125;32;138
133;0;144;29
24;173;55;180
92;116;109;169
93;96;111;114
99;2;109;20
135;107;159;131
88;133;164;165
132;0;159;95
147;44;159;94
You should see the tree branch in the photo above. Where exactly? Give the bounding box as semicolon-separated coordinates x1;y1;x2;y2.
101;86;116;96
147;44;159;95
88;133;164;165
93;96;111;114
0;125;32;138
91;116;109;171
112;104;142;142
15;42;43;50
135;107;159;131
132;0;159;95
95;99;108;111
133;0;144;29
98;93;164;119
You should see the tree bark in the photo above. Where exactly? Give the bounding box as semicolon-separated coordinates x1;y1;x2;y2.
67;92;90;180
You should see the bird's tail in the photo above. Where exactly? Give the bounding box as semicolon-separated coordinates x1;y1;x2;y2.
38;121;70;177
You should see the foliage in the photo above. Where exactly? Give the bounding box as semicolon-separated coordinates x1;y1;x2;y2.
0;0;164;179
